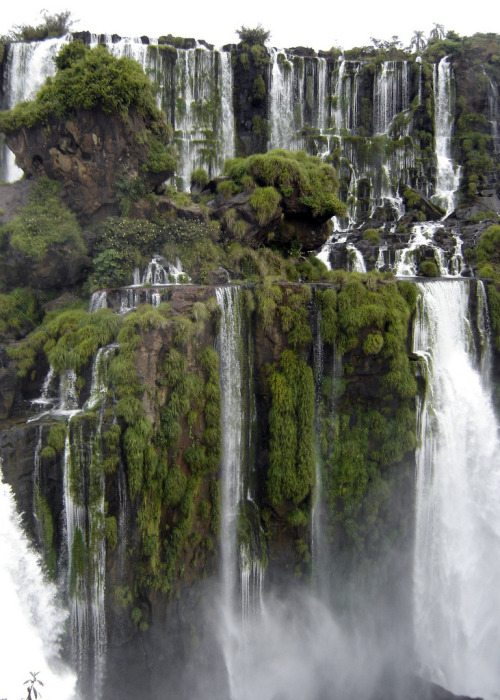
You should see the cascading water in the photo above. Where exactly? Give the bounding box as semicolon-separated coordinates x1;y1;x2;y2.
216;287;263;630
373;61;411;135
1;36;234;189
0;35;70;181
26;347;116;699
89;291;108;313
413;280;500;699
394;222;462;277
90;37;235;189
433;57;461;215
484;68;500;153
269;51;329;152
346;243;367;273
0;457;76;699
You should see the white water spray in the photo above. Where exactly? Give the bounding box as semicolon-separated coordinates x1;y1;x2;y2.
0;459;76;700
413;280;500;699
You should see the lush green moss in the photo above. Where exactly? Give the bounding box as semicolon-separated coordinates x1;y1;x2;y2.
487;283;500;351
316;274;418;551
8;305;121;379
362;228;381;244
363;332;384;354
248;186;281;225
419;260;439;277
34;489;56;577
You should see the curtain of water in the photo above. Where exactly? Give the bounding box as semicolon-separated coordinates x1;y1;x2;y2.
413;280;500;699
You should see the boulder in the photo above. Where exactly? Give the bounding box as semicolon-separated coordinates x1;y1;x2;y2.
4;108;174;225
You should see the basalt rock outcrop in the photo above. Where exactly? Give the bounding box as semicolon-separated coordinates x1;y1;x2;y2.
4;108;174;225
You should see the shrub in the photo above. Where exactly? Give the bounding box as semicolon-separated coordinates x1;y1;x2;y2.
222;149;346;221
236;25;271;45
190;168;209;189
7;10;73;42
363;228;381;244
419;260;439;277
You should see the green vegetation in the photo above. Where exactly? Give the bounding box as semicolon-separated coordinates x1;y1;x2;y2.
0;42;170;132
236;25;271;46
223;149;346;219
0;288;41;338
0;178;84;261
362;228;381;244
267;350;315;506
419;260;439;277
315;275;418;551
476;224;500;278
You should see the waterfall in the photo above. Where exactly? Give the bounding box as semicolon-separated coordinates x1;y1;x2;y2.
89;291;108;313
62;351;113;698
216;287;263;625
269;51;329;153
394;222;459;277
413;280;500;699
269;50;295;150
331;58;346;132
216;286;267;696
27;348;115;699
173;46;234;189
0;35;70;181
346;244;366;272
1;36;234;188
373;61;410;135
484;69;500;153
0;458;76;699
433;57;461;215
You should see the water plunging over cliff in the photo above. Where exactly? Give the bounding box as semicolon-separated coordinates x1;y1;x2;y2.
433;57;461;215
216;286;264;695
373;61;411;136
413;280;500;699
1;36;234;188
0;458;76;699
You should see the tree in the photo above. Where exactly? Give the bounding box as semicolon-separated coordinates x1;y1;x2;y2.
429;23;445;40
410;30;427;53
236;24;271;45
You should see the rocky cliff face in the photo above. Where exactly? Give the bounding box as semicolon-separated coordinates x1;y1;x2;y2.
4;108;173;224
0;277;418;699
